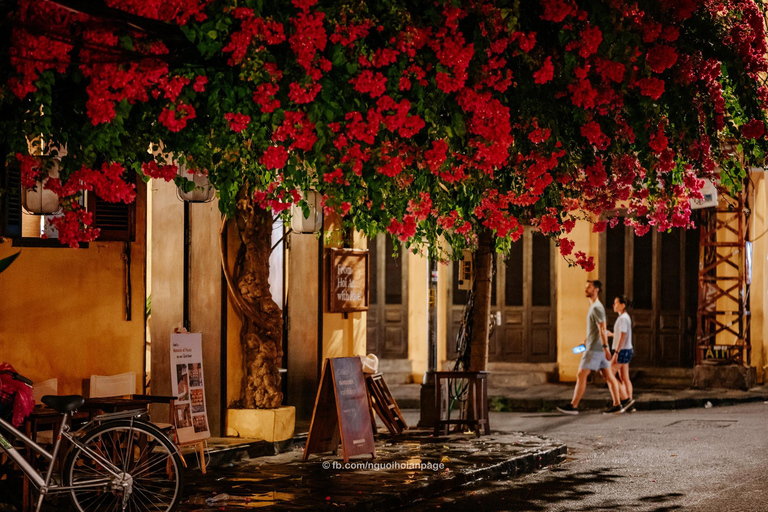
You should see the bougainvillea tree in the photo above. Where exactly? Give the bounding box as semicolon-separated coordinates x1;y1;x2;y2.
2;0;768;405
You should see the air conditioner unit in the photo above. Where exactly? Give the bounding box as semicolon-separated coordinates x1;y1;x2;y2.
690;178;718;210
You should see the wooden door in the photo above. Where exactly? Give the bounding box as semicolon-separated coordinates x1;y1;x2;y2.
600;224;698;367
447;230;557;363
366;235;409;358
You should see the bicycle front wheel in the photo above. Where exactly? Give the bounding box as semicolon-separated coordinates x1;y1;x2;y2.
63;419;183;512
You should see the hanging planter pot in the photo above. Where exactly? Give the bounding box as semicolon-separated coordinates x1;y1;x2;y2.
290;189;323;234
176;165;215;203
21;157;61;215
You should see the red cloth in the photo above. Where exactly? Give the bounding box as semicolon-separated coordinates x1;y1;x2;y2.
0;363;35;427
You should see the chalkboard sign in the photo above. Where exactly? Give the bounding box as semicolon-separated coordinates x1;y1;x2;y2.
329;249;369;312
303;357;376;462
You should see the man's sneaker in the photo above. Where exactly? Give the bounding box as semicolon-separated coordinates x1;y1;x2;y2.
620;398;636;412
556;403;579;415
603;404;623;414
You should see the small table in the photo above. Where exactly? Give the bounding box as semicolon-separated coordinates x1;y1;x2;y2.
434;371;490;437
82;396;154;415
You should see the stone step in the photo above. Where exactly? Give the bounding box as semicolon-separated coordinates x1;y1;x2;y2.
378;359;414;384
486;362;559;388
590;367;694;389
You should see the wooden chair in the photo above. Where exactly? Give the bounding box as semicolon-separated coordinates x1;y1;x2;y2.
32;378;58;405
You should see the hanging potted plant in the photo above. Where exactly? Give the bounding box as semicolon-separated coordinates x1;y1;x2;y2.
175;164;215;203
20;137;65;215
21;157;61;215
290;189;323;234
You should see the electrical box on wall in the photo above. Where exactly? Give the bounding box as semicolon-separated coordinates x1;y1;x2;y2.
457;249;473;290
690;178;718;210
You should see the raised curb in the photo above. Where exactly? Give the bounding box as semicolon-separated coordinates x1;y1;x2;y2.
390;384;768;413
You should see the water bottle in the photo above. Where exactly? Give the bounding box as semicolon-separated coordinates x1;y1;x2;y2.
572;344;586;354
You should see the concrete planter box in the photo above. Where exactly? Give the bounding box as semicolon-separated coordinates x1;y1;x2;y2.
226;406;295;442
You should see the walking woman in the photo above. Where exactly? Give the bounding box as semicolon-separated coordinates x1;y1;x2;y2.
609;295;635;412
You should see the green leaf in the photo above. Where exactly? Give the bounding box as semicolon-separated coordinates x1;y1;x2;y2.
207;30;218;40
0;251;21;275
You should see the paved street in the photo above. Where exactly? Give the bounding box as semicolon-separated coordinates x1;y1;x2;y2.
401;402;768;512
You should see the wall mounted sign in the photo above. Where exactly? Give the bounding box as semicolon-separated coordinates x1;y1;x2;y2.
303;357;376;462
328;248;369;312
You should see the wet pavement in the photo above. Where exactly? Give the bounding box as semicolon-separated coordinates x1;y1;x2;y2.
177;428;565;511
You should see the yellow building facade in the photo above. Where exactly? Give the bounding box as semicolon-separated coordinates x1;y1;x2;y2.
2;171;766;441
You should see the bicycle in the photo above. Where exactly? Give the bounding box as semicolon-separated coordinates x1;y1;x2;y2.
0;369;184;512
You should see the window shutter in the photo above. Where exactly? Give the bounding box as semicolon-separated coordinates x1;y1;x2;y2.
88;194;136;242
1;156;22;238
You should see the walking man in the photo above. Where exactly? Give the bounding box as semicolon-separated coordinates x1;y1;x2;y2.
557;280;623;415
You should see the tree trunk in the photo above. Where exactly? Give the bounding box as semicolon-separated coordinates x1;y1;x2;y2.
469;228;494;371
229;191;283;409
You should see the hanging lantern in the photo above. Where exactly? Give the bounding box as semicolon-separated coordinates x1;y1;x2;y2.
21;157;61;215
176;165;215;203
290;190;323;234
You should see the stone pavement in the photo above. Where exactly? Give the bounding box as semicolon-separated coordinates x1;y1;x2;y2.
177;429;565;511
389;382;768;412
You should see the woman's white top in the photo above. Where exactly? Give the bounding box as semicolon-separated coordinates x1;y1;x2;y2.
612;312;633;351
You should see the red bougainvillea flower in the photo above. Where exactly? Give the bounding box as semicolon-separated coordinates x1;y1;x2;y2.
224;112;251;132
636;77;665;99
262;146;289;169
742;120;765;140
159;103;196;132
142;161;178;181
533;57;554;84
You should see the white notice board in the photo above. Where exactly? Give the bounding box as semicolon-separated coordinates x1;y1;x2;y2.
170;332;210;443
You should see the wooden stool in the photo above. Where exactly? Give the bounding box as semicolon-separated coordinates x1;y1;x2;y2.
434;371;490;437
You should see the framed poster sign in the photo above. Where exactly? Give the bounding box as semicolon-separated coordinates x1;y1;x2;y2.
170;332;210;444
328;248;369;313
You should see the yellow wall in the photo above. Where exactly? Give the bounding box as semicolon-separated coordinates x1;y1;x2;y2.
0;188;147;395
407;250;429;383
322;218;366;359
557;220;601;382
749;171;767;383
226;219;244;408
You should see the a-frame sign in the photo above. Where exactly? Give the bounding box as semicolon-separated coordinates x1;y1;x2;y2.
303;357;376;462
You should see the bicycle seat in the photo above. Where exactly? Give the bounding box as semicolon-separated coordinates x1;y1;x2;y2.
41;395;85;413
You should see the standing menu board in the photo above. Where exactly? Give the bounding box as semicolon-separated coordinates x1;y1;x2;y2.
303;357;376;462
328;249;369;312
170;332;210;443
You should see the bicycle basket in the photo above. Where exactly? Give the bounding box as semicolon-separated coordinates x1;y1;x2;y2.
0;389;15;423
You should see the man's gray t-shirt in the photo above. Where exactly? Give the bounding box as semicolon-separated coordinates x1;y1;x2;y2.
586;300;606;352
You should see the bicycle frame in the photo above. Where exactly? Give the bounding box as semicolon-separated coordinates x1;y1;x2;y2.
0;409;147;512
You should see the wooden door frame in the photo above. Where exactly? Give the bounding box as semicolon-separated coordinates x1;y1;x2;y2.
446;230;557;363
367;234;409;359
599;227;689;366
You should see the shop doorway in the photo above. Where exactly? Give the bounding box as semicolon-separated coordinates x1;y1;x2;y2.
600;223;699;367
366;235;409;359
447;230;557;363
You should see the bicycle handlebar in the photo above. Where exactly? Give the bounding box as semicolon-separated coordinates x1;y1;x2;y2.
0;369;33;387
